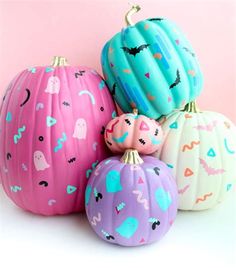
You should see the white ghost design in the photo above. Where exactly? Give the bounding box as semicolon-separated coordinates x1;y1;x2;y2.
73;118;87;139
34;150;50;171
45;76;60;94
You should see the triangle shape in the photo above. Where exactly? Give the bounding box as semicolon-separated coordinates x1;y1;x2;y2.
139;238;145;243
169;122;178;129
67;185;77;194
138;177;144;184
47;116;57;127
145;72;150;79
207;148;216;157
184;168;194;177
140;121;150;131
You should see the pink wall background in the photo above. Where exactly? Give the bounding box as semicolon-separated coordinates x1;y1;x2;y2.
0;0;235;122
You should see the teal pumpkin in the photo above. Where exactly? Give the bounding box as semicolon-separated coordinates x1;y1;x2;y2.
101;5;203;119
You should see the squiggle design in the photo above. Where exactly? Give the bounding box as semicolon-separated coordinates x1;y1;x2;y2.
14;125;26;144
86;160;99;178
112;132;128;143
132;190;149;210
196;193;213;204
182;141;200;152
78;90;95;105
105;120;119;138
194;121;217;132
115;202;126;214
178;184;190;194
54;132;67;152
10;185;22;192
91;212;101;226
224;138;235;154
199;158;225;175
21;163;28;171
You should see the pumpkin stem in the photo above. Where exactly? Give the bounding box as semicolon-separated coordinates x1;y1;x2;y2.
125;4;141;26
182;101;199;113
120;149;144;165
51;56;68;67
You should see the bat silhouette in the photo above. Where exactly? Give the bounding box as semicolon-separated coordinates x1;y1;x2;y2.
111;83;116;96
169;69;181;89
121;44;150;56
182;47;195;57
149;18;164;21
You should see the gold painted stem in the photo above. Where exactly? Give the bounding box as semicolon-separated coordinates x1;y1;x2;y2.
125;4;141;26
183;101;199;113
51;56;68;67
120;149;144;165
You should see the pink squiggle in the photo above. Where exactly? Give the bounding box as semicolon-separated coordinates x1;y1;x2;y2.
132;190;149;210
194;121;217;132
91;212;102;226
199;158;225;176
178;184;190;194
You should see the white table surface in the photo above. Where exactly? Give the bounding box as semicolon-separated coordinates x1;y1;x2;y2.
0;186;235;268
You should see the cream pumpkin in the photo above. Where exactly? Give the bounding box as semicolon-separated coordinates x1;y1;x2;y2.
154;102;236;210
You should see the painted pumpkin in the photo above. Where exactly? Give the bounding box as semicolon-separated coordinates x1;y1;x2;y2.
0;56;116;216
104;109;163;154
85;149;178;247
154;102;236;210
101;5;203;119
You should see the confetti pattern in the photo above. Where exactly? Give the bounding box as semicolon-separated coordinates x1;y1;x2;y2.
101;18;203;119
0;65;116;215
155;109;236;210
105;113;163;154
85;155;178;247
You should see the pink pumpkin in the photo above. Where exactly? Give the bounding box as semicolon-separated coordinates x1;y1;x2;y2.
0;56;116;216
104;110;163;154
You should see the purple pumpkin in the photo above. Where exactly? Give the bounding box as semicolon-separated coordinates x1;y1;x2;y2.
85;149;178;246
0;56;116;215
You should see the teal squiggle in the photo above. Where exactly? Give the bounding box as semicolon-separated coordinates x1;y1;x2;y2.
54;132;67;152
14;125;26;144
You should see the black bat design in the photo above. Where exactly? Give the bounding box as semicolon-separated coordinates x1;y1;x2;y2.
154;128;159;136
169;69;181;89
139;138;146;145
75;70;85;78
154;167;160;176
20;88;31;107
125;119;131;125
121;44;150;57
182;47;195;57
106;235;115;240
95;192;103;202
106;140;112;146
100;126;105;135
149;18;164;21
68;157;76;163
111;83;117;96
62;101;70;106
152;220;160;230
39;181;48;187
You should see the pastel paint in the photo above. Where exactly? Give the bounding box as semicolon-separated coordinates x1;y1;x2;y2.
33;150;50;171
115;217;139;239
73;118;87;139
106;170;122;193
155;188;172;211
0;63;116;216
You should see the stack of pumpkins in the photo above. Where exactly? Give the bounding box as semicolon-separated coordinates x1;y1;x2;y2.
85;110;178;246
0;5;235;247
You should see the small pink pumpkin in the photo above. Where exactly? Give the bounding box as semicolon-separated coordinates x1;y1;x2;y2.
104;109;163;154
0;56;116;215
